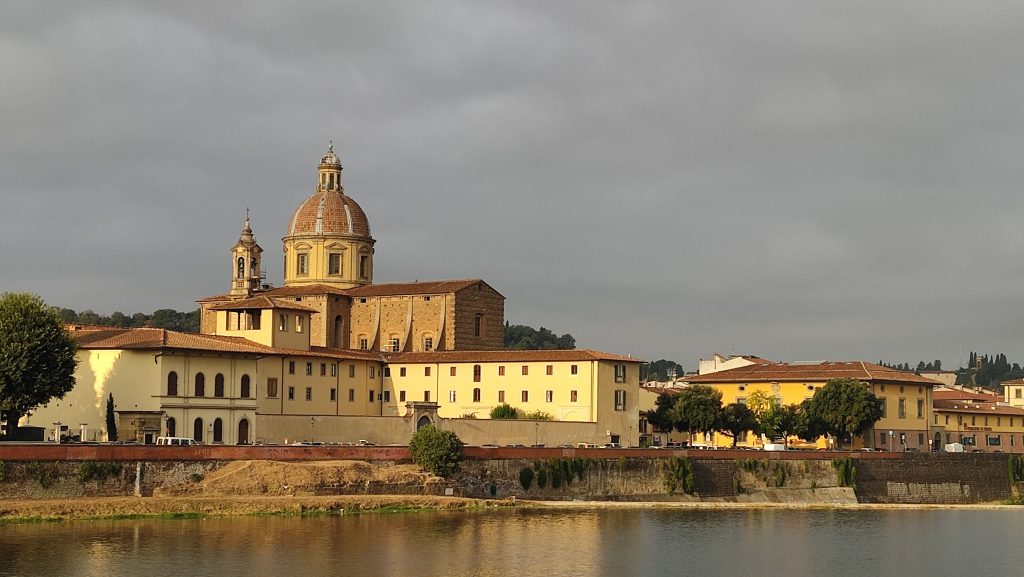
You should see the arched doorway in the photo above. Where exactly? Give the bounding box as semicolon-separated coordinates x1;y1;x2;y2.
213;418;223;443
166;417;176;437
934;432;942;452
194;418;204;443
238;419;250;445
417;415;432;430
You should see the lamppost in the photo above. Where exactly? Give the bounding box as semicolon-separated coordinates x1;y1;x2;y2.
310;416;316;443
534;421;539;447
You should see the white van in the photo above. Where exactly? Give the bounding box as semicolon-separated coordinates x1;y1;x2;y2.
156;436;199;446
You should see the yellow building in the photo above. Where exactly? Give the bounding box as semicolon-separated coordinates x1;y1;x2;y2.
931;387;1024;452
23;143;641;446
680;361;939;450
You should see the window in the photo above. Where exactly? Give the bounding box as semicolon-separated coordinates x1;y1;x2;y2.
988;435;1002;446
194;418;204;443
546;365;553;376
383;390;391;402
473;365;481;383
267;378;278;398
522;365;529;376
240;375;250;398
425;367;431;377
166;417;176;437
474;314;482;337
614;364;626;383
545;390;553;403
423;336;433;351
400;367;407;377
370;391;375;402
359;255;369;278
306;362;313;376
369;367;376;379
167;371;178;396
195;373;206;397
424;391;431;402
880;398;887;418
473;388;481;403
570;390;578;403
449;390;457;403
390;337;400;352
498;366;505;376
320;363;326;376
348;389;355;402
945;415;949;425
297;253;308;276
279;313;287;331
330;388;337;401
917;399;924;419
1018;388;1023;399
450;367;457;377
214;374;225;398
358;337;368;350
305;387;312;401
571;364;578;375
288;386;295;400
498;390;505;403
288;361;295;375
522;390;529;402
349;364;356;378
328;253;342;275
400;391;406;402
331;364;337;377
384;367;391;378
614;390;626;411
295;315;304;333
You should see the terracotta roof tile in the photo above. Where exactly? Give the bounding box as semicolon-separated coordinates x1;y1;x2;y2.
933;388;1001;402
933;399;1024;416
287;190;372;238
681;361;939;386
207;296;318;312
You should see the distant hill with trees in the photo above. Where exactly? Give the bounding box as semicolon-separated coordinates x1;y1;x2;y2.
641;359;685;382
58;307;200;333
503;322;575;350
880;352;1024;390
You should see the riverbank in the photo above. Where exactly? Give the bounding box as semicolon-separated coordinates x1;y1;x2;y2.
0;494;501;522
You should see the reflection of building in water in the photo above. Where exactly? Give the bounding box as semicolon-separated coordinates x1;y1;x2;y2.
24;144;640;446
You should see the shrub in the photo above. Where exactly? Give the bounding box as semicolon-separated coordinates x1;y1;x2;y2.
26;461;56;489
489;483;497;497
489;404;519;419
832;458;856;488
550;465;562;489
521;410;553;421
519;467;534;491
409;425;464;477
537;469;548;488
77;461;123;483
663;457;696;495
1011;456;1024;483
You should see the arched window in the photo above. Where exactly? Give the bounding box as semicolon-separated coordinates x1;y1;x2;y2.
473;364;481;383
240;374;251;399
214;374;225;398
167;371;178;396
473;388;481;403
194;418;204;443
166;417;176;437
213;418;223;443
237;256;245;279
195;373;206;397
238;418;250;445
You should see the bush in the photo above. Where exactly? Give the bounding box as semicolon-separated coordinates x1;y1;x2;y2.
489;404;519;419
519;467;534;491
663;457;696;495
832;458;856;488
537;468;548;488
409;425;464;477
77;461;123;483
521;410;553;421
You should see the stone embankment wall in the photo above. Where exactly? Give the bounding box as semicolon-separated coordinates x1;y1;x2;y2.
0;445;1016;504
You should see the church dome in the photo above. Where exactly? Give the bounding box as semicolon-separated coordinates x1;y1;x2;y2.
287;190;372;238
286;143;372;239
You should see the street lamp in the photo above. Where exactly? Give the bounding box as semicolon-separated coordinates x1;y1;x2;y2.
310;416;316;443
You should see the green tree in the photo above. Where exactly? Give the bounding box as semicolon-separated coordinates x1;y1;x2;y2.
803;377;884;449
489;403;519;419
718;402;757;447
746;390;782;440
645;392;680;432
408;425;464;477
675;385;723;441
105;393;118;442
642;360;685;382
0;293;78;435
503;323;576;350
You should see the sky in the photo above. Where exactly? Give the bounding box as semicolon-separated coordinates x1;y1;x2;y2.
3;1;1024;371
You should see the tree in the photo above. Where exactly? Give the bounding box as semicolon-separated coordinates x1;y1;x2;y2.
746;390;782;441
645;392;680;432
489;403;518;419
718;402;757;447
802;377;884;449
105;393;118;442
503;323;576;350
642;360;685;383
0;293;78;435
675;385;723;442
409;425;464;477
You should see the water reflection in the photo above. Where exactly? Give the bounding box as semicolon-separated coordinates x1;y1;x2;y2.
2;509;1024;577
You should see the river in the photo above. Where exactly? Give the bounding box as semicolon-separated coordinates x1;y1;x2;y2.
2;508;1022;576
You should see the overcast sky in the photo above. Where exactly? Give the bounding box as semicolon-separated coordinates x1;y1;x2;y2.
4;1;1024;370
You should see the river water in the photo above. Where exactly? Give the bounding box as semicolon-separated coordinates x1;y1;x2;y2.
2;508;1022;576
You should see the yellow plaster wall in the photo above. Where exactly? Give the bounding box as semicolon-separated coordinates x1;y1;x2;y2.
283;237;373;289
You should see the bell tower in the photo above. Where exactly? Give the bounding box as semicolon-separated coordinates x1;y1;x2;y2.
230;212;265;296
